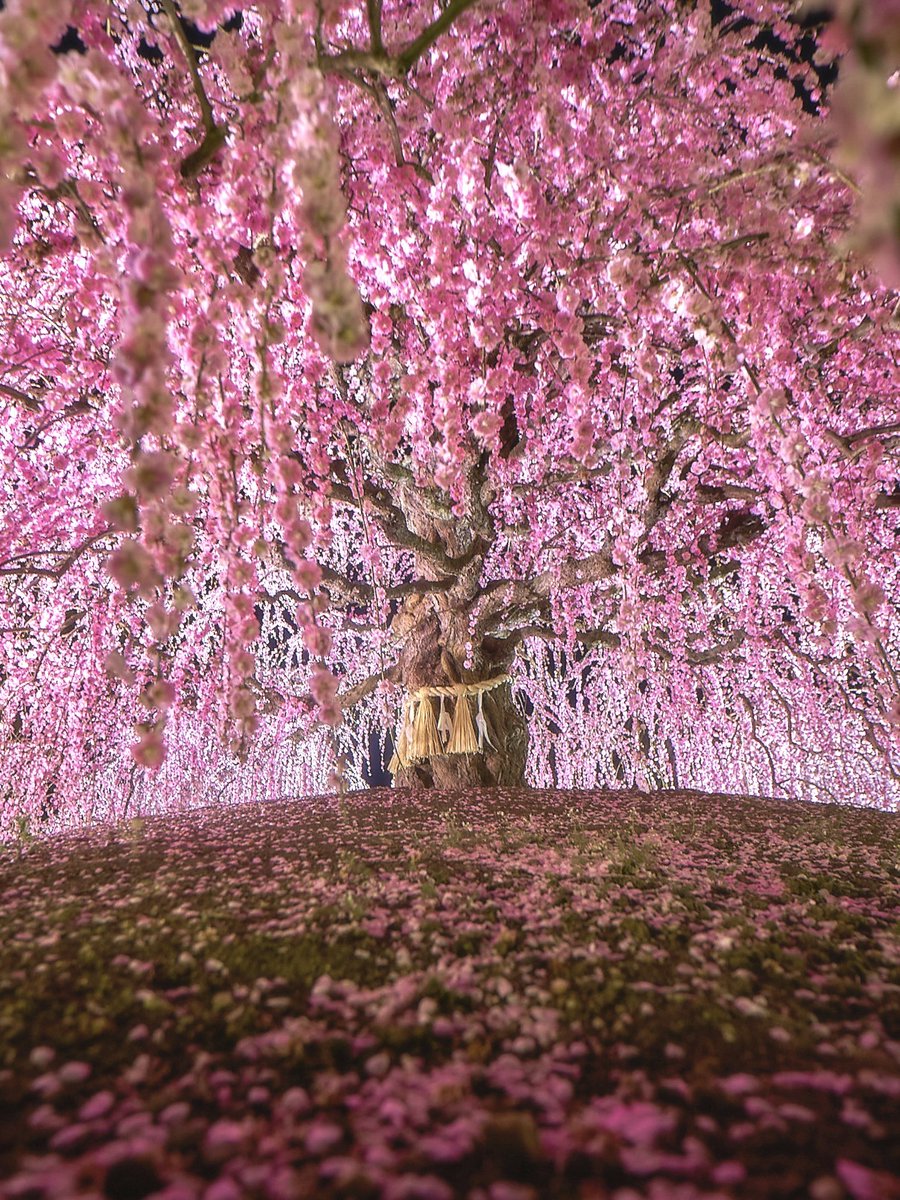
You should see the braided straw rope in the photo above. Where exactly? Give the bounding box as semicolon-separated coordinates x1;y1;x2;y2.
389;675;512;773
409;674;510;701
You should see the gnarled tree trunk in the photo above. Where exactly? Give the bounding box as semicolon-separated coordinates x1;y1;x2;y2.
391;606;528;789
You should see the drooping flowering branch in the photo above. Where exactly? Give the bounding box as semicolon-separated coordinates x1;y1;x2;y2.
0;0;898;829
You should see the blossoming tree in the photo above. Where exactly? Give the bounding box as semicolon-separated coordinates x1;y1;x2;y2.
1;0;898;828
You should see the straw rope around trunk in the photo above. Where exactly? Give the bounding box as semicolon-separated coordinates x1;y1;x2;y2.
388;675;511;774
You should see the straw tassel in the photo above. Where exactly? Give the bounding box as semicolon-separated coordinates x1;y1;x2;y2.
389;698;414;772
390;675;512;774
410;696;443;760
447;693;479;755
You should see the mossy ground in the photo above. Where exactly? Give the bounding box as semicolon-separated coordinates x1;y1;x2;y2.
1;787;898;1199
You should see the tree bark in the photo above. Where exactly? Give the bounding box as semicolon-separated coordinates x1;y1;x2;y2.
391;605;529;789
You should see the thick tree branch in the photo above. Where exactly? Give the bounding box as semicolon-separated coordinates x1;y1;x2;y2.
23;167;105;242
284;667;399;743
493;623;622;652
643;417;702;529
825;421;900;461
0;531;112;581
0;382;42;411
811;316;875;362
695;482;760;504
688;630;746;665
639;507;768;576
17;397;96;451
339;669;396;710
325;452;442;530
160;0;228;177
510;464;613;494
372;519;487;575
372;79;408;169
533;548;617;595
396;0;481;71
260;562;454;608
475;549;616;633
376;460;455;520
321;567;455;602
647;630;746;665
366;0;385;54
319;0;480;79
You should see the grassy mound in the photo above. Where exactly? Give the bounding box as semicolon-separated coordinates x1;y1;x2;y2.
1;787;899;1199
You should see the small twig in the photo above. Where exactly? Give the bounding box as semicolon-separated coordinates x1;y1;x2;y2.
705;160;786;196
484;99;512;191
370;78;434;182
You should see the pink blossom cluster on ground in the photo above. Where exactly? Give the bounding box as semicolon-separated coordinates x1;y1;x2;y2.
1;0;899;823
1;787;898;1198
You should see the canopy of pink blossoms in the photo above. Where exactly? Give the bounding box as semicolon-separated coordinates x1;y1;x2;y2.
0;0;899;831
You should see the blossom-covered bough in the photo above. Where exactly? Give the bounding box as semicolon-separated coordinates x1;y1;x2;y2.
0;0;899;831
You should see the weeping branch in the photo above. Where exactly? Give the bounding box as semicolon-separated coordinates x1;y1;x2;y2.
763;687;873;772
773;629;900;783
738;692;782;798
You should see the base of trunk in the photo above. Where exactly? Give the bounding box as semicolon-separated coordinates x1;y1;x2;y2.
393;682;529;789
394;752;529;788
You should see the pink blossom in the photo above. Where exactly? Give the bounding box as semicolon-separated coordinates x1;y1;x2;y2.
304;1120;343;1155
